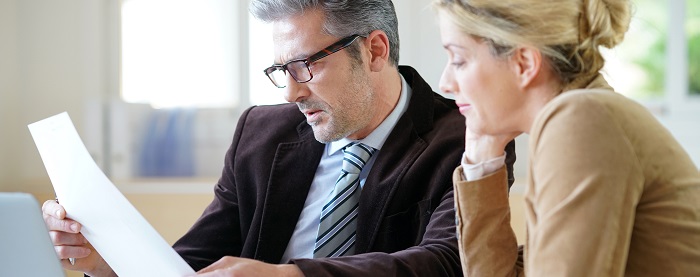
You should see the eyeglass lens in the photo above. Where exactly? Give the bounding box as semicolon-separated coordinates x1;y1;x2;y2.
266;61;311;88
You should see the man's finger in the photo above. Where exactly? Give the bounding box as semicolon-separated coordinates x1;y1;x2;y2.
42;199;66;219
50;230;88;245
44;214;81;233
54;245;91;260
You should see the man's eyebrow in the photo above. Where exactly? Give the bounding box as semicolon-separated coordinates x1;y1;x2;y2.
273;46;320;65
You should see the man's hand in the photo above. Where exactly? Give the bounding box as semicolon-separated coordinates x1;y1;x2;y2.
192;256;304;277
42;200;116;277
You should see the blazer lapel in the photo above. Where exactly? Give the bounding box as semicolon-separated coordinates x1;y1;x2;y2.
254;123;324;263
355;116;427;252
355;66;437;252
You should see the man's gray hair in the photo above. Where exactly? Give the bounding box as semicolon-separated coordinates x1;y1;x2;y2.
250;0;400;66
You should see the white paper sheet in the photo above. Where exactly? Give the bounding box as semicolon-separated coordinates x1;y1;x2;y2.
28;112;195;277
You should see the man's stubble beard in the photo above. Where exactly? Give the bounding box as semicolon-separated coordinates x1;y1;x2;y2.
310;66;375;143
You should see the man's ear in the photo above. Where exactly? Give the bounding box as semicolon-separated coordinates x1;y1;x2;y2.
364;30;391;72
510;46;543;89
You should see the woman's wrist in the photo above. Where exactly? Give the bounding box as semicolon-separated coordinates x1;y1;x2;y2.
464;141;507;164
461;151;506;181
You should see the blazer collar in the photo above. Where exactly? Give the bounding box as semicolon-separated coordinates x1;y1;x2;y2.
255;120;323;263
398;65;437;134
355;65;442;251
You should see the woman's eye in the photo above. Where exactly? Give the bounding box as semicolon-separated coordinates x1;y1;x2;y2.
451;61;465;68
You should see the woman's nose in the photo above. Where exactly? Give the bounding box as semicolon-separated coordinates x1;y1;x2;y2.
438;65;456;95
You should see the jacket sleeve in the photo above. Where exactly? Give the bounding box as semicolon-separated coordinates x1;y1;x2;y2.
454;166;524;277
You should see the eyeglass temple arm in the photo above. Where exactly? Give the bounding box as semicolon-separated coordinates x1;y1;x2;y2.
306;35;363;64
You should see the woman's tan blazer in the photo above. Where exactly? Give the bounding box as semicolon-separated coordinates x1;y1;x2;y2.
454;77;700;277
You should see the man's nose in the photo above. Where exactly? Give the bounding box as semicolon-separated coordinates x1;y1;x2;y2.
283;77;310;103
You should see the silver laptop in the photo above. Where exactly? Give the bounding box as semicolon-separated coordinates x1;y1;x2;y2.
0;192;66;277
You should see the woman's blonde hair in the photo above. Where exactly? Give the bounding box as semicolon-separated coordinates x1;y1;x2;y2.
433;0;632;91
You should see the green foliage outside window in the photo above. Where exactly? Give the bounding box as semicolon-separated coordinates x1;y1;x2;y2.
616;0;699;98
626;0;667;98
688;0;700;95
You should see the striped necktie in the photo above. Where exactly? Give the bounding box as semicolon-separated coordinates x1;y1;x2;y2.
313;142;376;258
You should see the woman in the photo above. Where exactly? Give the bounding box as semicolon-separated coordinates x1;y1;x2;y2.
432;0;700;276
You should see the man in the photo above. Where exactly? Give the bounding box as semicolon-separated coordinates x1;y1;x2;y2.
43;0;516;276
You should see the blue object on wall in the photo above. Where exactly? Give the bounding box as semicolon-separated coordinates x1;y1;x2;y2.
138;108;195;177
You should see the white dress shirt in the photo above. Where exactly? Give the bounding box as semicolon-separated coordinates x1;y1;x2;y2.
460;152;506;181
280;75;411;262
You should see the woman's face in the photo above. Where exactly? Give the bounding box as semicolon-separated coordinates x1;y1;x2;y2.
438;17;525;136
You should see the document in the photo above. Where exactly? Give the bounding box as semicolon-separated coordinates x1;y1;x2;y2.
28;112;195;277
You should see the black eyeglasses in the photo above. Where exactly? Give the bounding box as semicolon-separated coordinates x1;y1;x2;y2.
263;34;364;88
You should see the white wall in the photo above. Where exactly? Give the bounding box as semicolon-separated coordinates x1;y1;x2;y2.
0;0;107;192
395;0;445;92
0;0;20;191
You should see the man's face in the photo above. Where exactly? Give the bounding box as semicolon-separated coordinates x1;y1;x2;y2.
271;9;377;143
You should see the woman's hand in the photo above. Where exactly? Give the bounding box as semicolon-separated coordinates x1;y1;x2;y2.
463;116;520;164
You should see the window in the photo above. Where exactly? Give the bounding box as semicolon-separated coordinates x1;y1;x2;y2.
600;0;699;166
110;0;244;181
121;0;238;108
106;1;698;184
248;17;286;105
603;1;699;105
111;1;288;183
602;0;667;100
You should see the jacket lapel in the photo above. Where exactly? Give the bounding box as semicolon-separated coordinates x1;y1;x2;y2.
355;66;436;252
254;122;324;263
355;117;427;252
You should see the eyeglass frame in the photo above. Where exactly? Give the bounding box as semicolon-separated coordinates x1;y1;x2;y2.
263;34;365;88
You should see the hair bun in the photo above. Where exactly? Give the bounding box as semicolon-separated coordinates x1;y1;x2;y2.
580;0;632;49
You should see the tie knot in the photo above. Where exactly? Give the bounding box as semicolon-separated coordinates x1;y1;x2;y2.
341;143;376;174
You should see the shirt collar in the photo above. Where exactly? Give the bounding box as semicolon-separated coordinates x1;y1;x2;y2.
328;74;412;155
